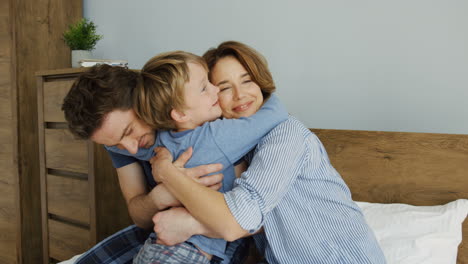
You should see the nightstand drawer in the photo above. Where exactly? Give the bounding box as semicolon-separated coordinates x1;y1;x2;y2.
43;80;75;122
48;219;90;261
47;174;90;224
38;69;133;263
45;129;88;173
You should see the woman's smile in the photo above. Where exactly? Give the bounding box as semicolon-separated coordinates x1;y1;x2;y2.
233;101;254;113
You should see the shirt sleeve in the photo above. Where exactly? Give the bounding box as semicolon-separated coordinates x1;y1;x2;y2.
106;148;139;168
208;94;289;164
223;120;312;232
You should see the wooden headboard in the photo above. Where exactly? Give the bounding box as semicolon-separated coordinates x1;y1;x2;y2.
311;129;468;263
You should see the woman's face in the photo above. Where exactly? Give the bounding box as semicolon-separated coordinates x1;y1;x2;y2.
210;56;264;119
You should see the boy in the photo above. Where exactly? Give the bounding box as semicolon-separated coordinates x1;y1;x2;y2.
99;52;287;263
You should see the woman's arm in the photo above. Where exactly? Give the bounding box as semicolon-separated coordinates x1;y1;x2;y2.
153;204;264;245
206;94;288;164
117;155;225;229
151;147;249;241
152;207;223;245
152;120;307;241
104;95;287;165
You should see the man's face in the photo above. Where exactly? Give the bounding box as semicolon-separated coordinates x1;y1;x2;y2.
91;109;155;154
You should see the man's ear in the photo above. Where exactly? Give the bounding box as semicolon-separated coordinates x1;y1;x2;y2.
170;108;189;123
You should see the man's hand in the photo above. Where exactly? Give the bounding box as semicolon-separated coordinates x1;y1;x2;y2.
150;147;223;185
153;207;202;245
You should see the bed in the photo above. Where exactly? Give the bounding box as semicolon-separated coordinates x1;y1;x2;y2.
60;129;468;264
311;129;468;264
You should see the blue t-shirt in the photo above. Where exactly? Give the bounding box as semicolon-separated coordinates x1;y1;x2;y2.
106;94;288;260
106;151;156;188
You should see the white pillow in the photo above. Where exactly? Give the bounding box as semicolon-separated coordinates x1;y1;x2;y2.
356;199;468;264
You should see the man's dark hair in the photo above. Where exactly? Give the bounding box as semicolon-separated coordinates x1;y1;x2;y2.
62;64;140;139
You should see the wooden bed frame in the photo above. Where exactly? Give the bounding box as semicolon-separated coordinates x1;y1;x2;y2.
311;129;468;263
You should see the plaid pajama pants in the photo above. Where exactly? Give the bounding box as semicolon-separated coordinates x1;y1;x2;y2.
75;225;249;264
133;233;211;264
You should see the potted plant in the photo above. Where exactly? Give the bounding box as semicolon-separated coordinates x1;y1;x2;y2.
63;18;103;68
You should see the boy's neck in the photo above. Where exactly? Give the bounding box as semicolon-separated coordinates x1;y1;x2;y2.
175;127;193;132
173;116;221;132
174;122;199;133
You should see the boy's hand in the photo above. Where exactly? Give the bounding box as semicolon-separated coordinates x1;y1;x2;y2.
150;147;224;186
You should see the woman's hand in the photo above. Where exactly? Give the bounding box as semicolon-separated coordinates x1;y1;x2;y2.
150;147;224;186
153;207;203;245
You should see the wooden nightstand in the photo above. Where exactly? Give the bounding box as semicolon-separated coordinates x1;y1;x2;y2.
36;68;132;263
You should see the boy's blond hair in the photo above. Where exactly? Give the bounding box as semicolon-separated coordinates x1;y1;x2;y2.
134;51;208;130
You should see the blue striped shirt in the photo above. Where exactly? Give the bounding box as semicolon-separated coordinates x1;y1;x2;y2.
224;116;386;263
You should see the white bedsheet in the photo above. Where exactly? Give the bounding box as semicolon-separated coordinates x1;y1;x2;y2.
57;200;468;264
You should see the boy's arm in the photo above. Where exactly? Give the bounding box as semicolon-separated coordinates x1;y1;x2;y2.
208;94;288;164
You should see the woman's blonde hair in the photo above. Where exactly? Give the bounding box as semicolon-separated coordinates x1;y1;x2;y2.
202;41;275;100
134;51;207;130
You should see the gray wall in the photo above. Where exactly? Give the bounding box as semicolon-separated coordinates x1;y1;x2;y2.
84;0;468;134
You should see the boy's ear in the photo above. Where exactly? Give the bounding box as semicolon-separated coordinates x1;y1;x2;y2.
170;108;189;123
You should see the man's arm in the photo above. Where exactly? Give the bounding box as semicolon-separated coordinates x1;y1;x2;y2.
118;161;225;229
117;162;178;229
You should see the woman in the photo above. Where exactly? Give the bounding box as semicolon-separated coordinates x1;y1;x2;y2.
151;41;386;263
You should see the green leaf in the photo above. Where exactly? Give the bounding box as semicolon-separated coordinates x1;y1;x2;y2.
63;18;103;50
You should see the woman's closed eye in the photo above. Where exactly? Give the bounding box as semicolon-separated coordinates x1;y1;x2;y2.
220;86;231;92
242;79;252;84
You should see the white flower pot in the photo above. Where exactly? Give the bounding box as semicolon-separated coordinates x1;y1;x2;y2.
71;50;92;68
